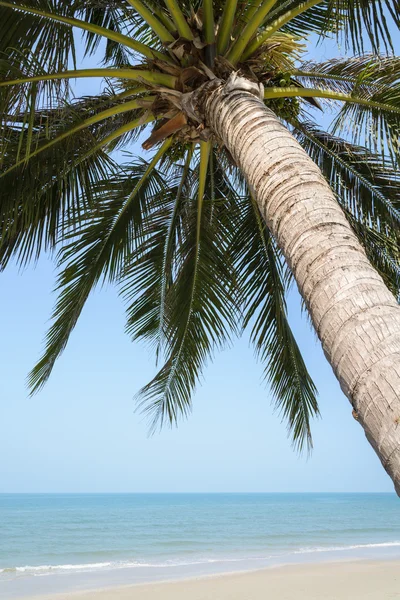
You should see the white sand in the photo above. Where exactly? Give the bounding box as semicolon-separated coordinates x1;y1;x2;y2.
32;559;400;600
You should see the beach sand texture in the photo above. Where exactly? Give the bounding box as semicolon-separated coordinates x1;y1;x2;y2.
34;560;400;600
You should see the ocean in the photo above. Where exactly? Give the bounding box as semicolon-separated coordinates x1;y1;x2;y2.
1;493;400;598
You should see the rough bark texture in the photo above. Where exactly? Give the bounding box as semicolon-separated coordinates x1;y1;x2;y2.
202;75;400;494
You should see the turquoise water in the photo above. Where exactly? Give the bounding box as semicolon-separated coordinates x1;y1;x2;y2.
1;493;400;597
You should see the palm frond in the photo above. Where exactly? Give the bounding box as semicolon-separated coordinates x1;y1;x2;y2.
0;0;151;70
163;0;194;39
217;0;238;55
0;68;177;91
243;0;324;60
326;0;400;54
344;210;400;300
227;0;280;64
325;59;400;165
233;194;319;452
1;97;153;179
0;89;149;268
121;149;193;356
244;0;400;59
0;0;172;63
294;55;400;95
134;142;239;429
156;146;194;356
141;0;175;32
125;0;174;42
28;142;172;393
0;0;76;72
78;0;136;65
263;82;400;164
76;0;161;67
263;0;338;38
0;127;114;269
0;89;154;268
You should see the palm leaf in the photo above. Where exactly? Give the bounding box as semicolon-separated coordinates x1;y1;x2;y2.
227;0;280;64
294;55;400;95
134;142;239;428
344;210;400;300
0;0;172;63
263;82;400;164
125;0;174;42
244;0;400;59
0;68;177;91
121;150;193;356
141;0;175;32
233;194;319;451
0;90;154;265
163;0;194;39
1;97;154;179
217;0;238;55
28;142;172;393
326;0;400;54
0;0;76;72
263;0;338;38
0;123;116;268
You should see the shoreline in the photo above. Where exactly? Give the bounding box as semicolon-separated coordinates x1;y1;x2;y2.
23;559;400;600
4;547;400;599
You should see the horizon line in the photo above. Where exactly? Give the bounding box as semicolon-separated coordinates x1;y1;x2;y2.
0;491;394;495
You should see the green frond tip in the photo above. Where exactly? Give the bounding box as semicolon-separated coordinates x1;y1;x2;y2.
125;0;175;43
227;0;280;65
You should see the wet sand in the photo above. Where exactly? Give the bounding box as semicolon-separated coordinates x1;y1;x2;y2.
31;559;400;600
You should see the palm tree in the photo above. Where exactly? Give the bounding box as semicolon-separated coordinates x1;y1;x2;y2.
1;0;400;492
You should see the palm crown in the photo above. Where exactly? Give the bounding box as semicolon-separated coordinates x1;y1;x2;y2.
1;0;399;451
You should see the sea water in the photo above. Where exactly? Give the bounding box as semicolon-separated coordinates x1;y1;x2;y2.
1;493;400;598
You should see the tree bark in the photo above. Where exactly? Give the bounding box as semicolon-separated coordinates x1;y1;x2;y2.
202;75;400;495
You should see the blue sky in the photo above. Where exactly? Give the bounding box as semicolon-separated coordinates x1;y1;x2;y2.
0;25;397;494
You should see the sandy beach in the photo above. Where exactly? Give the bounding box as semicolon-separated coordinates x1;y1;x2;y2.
31;560;400;600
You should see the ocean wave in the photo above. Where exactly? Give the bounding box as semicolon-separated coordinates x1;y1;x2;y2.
1;562;113;574
0;557;253;576
2;541;400;577
293;541;400;554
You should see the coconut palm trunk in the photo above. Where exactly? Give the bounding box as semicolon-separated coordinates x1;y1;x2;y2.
199;75;400;493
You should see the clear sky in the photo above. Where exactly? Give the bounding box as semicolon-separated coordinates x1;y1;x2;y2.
0;27;397;494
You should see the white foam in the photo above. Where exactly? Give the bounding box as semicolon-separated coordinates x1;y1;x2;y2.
3;562;113;574
294;541;400;554
2;541;400;577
